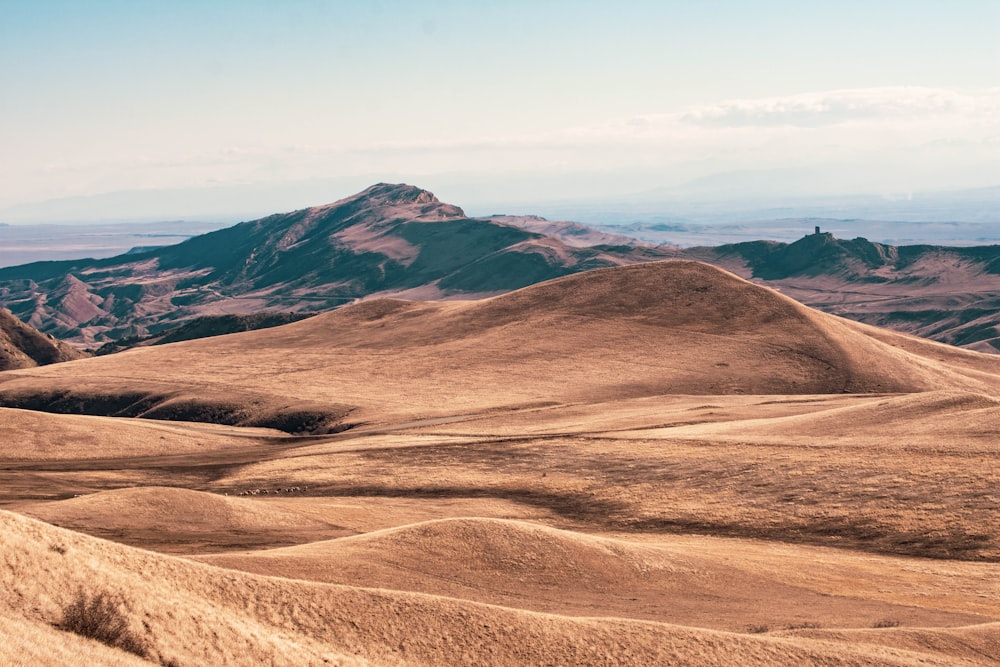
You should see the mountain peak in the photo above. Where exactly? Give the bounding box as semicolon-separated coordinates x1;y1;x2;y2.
356;183;441;207
306;183;463;221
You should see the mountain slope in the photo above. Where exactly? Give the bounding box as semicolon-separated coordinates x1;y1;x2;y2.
92;311;314;354
3;261;998;428
2;185;998;353
677;232;1000;352
0;184;668;346
4;509;989;667
0;308;86;371
711;232;1000;281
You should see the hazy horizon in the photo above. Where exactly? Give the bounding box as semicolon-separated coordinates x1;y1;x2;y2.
2;1;997;224
1;179;997;229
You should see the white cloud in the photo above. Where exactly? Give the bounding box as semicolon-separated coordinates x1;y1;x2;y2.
676;87;1000;128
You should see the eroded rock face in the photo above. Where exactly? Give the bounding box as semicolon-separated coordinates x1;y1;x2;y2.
0;308;87;370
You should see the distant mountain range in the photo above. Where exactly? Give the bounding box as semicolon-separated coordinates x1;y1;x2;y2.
0;183;997;353
598;218;1000;247
0;184;669;346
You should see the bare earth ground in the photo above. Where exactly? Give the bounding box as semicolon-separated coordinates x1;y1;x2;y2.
1;261;999;665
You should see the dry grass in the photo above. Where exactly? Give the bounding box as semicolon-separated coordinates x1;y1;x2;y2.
6;262;999;426
0;611;150;667
2;261;1000;664
20;486;349;553
57;589;148;657
196;517;994;632
0;407;276;461
205;396;1000;561
2;510;995;666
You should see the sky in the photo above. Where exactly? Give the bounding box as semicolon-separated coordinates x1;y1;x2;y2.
0;0;997;222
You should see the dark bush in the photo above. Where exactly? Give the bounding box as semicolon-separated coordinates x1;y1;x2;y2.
784;621;822;630
57;589;147;657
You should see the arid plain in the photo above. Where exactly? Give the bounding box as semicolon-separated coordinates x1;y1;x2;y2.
2;261;999;665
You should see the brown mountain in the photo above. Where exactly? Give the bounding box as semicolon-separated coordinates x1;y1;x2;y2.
0;183;668;346
1;184;998;354
0;308;87;371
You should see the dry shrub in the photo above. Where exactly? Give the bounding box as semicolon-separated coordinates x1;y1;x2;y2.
57;589;147;658
872;618;902;628
785;621;822;630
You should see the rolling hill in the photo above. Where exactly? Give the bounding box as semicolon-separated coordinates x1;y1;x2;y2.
2;260;998;428
2;259;999;664
7;510;996;666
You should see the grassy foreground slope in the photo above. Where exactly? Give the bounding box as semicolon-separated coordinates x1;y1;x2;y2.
3;510;998;667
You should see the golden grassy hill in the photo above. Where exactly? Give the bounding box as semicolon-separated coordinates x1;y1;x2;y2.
664;389;1000;441
18;486;348;553
3;509;998;667
3;261;999;429
198;517;993;632
0;407;276;460
4;260;1000;664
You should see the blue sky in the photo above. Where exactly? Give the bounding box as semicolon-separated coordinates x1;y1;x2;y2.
1;1;997;220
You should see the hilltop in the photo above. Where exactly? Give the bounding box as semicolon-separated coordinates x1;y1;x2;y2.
3;261;998;428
